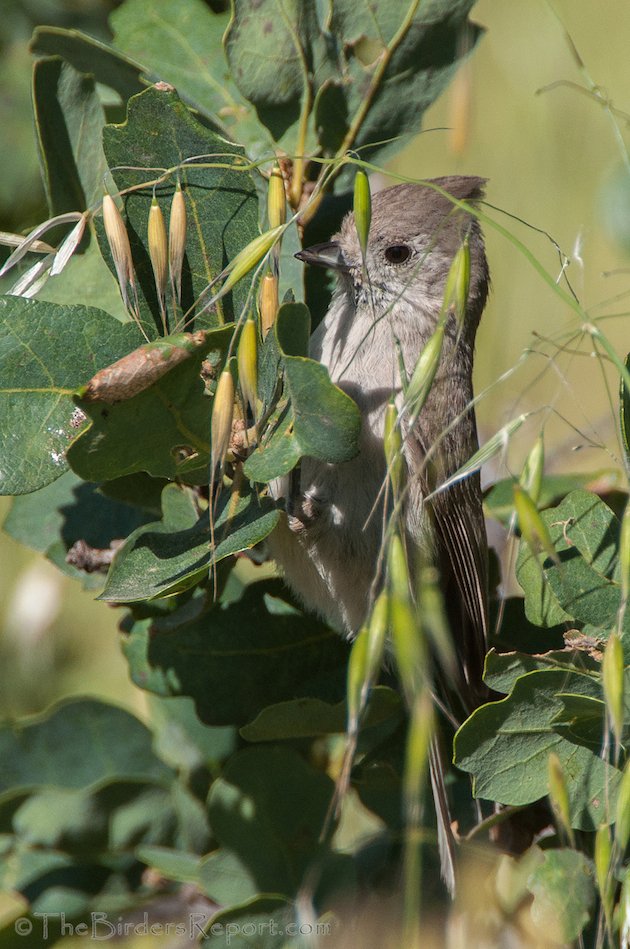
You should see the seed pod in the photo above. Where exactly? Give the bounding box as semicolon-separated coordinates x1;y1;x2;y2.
211;363;235;481
513;484;559;564
169;182;187;306
603;632;624;752
353;168;371;259
547;752;573;844
383;397;403;498
615;759;630;850
259;271;279;337
404;320;446;426
520;433;545;506
102;192;136;314
237;317;258;420
148;198;168;326
218;225;284;302
442;236;470;328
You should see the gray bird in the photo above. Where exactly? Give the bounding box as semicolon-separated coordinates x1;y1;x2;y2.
268;177;490;890
270;176;489;708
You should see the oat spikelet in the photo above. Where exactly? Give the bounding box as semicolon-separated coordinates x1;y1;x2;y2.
237;317;258;421
102;192;139;324
148;197;168;332
211;365;235;483
259;271;279;338
169;182;187;307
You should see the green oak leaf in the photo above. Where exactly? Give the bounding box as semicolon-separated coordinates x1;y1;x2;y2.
516;489;625;640
97;85;260;336
30;26;146;102
101;482;280;602
484;471;621;526
110;0;266;152
3;470;155;589
226;0;482;168
122;579;349;727
33;58;107;216
245;302;361;482
0;698;173;802
454;670;621;830
527;849;595;943
197;849;259;908
239;687;402;742
206;746;334;897
483;647;599;696
0;296;140;495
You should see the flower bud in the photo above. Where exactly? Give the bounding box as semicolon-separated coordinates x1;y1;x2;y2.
259;271;279;337
211;363;235;481
388;530;410;601
353;168;371;259
237;317;258;420
169;182;187;305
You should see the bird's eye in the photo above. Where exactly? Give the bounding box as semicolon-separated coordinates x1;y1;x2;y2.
384;244;412;264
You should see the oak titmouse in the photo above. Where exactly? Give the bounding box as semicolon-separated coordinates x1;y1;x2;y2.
270;176;490;710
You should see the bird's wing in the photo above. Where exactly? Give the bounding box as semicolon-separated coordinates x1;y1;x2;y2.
407;412;489;712
430;470;489;705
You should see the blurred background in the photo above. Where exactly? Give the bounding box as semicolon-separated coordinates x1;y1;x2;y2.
1;0;629;719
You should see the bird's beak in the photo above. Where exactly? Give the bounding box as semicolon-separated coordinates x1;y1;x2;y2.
295;241;350;272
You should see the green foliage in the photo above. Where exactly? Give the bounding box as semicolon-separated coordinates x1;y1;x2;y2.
1;0;629;945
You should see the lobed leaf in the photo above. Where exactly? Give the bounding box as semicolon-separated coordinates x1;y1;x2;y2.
122;579;349;727
97;85;260;335
527;849;595;943
0;698;173;802
245;302;361;482
0;296;140;495
33;58;107;216
454;670;621;829
101;482;280;602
